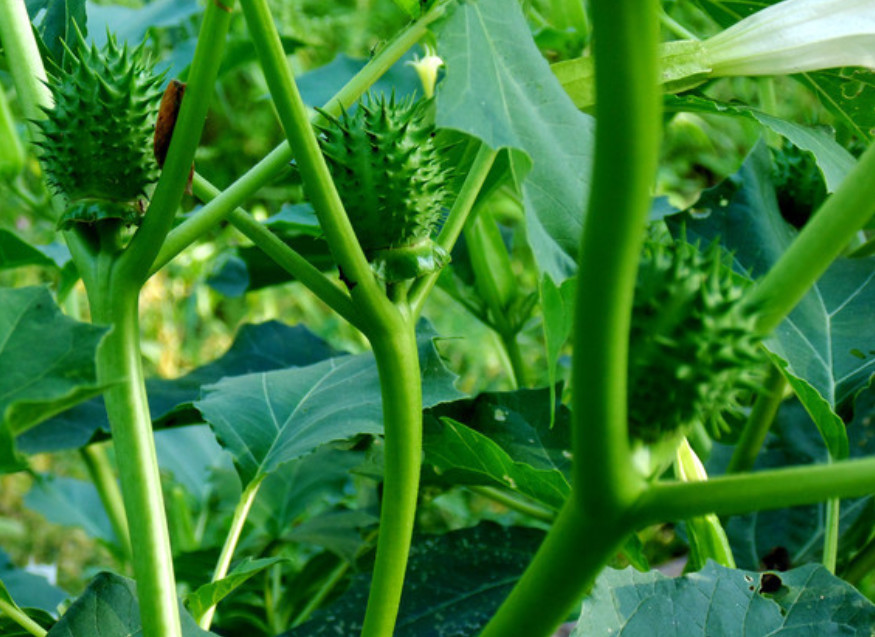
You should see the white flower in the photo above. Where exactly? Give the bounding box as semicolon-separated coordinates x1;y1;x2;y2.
703;0;875;76
406;45;444;98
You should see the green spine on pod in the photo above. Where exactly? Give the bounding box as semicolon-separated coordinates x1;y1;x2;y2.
34;27;164;230
316;93;450;281
629;238;766;448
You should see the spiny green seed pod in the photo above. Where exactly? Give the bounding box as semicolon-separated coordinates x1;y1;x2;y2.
316;93;450;281
34;29;164;230
629;238;766;448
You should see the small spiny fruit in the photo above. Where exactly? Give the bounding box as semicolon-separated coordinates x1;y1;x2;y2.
628;237;766;474
316;93;450;281
34;27;164;230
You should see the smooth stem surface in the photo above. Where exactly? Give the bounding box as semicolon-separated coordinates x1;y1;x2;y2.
122;0;233;284
239;0;384;316
360;320;423;637
572;0;659;512
0;599;46;637
480;503;632;637
824;495;840;573
726;363;786;473
743;140;875;331
90;286;181;637
199;477;264;629
638;456;875;523
0;0;50;132
155;4;443;273
81;444;132;563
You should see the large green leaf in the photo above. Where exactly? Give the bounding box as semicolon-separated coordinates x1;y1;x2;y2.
424;417;569;511
24;475;115;544
434;0;592;282
797;69;875;143
195;323;462;486
18;321;334;454
46;572;215;637
0;230;58;271
0;287;108;472
669;143;875;458
286;523;544;636
573;561;875;635
185;557;285;624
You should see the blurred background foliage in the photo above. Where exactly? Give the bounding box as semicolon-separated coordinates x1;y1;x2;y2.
0;0;862;625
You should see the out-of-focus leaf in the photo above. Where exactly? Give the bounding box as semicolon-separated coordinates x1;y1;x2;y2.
155;425;234;501
691;0;779;28
185;557;285;623
33;0;87;66
24;475;115;544
573;561;875;635
0;230;57;271
0;549;66;616
669;142;875;459
45;572;215;636
195;322;462;486
797;69;875;143
665;95;856;192
0;287;108;472
85;0;199;48
285;523;544;636
435;0;592;282
283;509;378;563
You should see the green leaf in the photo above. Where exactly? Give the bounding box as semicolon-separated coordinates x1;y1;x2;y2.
0;287;108;472
691;0;776;28
665;95;856;192
434;0;593;282
0;549;67;615
248;446;364;540
0;230;57;271
283;509;378;563
24;475;115;544
186;557;285;623
424;417;569;511
38;0;87;66
797;69;875;142
46;572;215;637
669;142;875;458
18;321;335;454
85;0;199;48
195;322;462;486
286;523;544;636
573;561;875;635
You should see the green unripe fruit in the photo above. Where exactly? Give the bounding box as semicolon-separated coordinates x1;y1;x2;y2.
629;238;766;450
34;29;164;230
316;93;450;281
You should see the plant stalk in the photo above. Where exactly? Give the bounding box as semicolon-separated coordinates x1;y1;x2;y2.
89;283;182;637
0;599;47;637
0;0;51;133
80;443;133;563
469;486;555;522
726;363;786;474
199;476;264;629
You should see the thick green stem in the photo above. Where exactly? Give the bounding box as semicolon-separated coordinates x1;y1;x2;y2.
480;503;632;637
0;599;47;637
637;456;875;523
480;3;660;634
0;0;51;133
743;141;875;332
89;284;181;637
80;444;133;563
199;477;264;629
121;0;234;284
572;0;660;512
360;319;423;637
238;0;384;316
726;363;786;474
154;5;443;274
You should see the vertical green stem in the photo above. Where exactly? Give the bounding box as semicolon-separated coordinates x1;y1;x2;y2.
0;0;51;133
360;319;423;637
726;364;786;474
89;284;182;637
199;477;264;629
823;491;840;573
80;444;133;563
572;0;660;512
480;2;660;635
